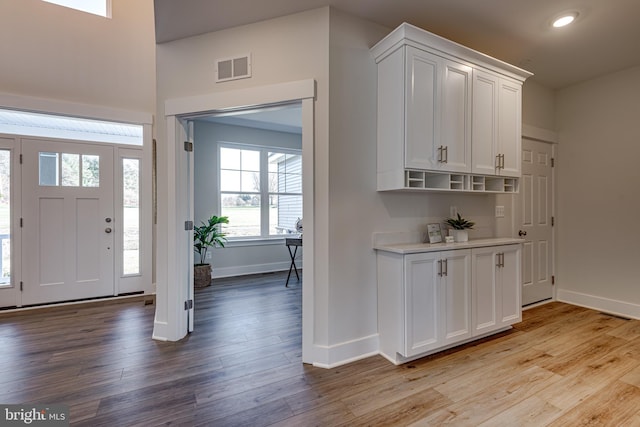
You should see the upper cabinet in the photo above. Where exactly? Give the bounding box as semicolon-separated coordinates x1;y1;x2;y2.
405;47;472;173
372;23;532;192
472;69;522;177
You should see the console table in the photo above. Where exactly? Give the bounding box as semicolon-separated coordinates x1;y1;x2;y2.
285;237;302;287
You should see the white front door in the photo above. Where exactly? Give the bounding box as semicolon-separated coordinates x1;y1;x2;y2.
519;138;554;305
22;138;114;305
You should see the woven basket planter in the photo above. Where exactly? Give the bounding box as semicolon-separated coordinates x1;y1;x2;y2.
194;264;212;288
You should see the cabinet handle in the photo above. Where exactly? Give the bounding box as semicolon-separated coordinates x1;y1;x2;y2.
496;154;501;169
438;146;443;163
443;146;448;164
443;258;448;276
501;154;505;169
496;253;505;268
438;259;442;277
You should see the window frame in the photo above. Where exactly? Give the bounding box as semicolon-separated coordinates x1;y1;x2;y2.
218;142;302;241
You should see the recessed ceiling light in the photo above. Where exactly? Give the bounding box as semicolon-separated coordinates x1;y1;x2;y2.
552;12;578;28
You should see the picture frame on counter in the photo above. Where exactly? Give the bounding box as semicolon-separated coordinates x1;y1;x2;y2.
427;223;442;243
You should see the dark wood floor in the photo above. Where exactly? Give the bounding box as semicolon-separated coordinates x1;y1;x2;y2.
3;273;640;426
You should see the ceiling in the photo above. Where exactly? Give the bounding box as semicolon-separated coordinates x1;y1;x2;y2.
155;0;640;90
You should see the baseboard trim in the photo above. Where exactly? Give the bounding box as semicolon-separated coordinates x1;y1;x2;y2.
311;334;380;369
556;289;640;320
152;320;169;341
213;261;301;278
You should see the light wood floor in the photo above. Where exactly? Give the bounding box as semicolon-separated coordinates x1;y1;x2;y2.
3;272;640;426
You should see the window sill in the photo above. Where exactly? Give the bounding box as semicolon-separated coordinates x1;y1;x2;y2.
224;237;300;248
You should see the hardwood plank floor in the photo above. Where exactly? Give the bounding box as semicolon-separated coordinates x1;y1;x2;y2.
2;272;640;426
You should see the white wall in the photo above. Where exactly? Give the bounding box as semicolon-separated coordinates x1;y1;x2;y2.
523;80;556;131
154;8;330;344
0;0;155;113
556;65;640;316
193;121;302;276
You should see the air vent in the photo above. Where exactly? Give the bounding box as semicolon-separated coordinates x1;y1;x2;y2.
216;54;252;83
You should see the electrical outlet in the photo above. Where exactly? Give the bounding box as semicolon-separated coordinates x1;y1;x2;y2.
206;252;212;260
495;206;505;218
450;206;457;218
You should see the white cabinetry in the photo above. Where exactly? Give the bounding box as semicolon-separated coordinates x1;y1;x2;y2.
471;245;522;336
372;23;531;192
404;47;472;173
472;69;522;177
376;240;522;365
403;250;471;357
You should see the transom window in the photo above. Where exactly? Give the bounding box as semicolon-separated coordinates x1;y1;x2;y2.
220;144;302;239
42;0;111;18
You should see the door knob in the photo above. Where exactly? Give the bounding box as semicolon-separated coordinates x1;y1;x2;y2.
105;227;112;233
105;218;112;223
518;230;527;237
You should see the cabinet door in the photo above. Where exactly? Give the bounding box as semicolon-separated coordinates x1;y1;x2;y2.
405;46;440;170
471;69;499;175
498;79;522;177
498;245;522;325
441;249;472;345
471;246;498;336
441;61;472;173
403;252;441;356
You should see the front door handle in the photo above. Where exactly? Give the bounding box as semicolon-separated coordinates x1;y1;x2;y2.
105;227;112;234
518;230;527;237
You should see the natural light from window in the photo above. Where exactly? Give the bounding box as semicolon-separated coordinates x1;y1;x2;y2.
220;145;302;239
42;0;110;17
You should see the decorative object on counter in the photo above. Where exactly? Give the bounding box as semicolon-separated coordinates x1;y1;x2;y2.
426;223;442;243
445;212;475;243
295;217;303;235
193;215;229;288
445;235;455;243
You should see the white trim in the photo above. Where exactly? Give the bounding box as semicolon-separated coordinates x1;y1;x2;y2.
0;92;152;125
311;334;380;369
557;289;640;320
165;80;315;116
212;262;300;279
522;124;558;144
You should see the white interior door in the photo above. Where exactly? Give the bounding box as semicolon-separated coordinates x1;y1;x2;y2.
518;138;554;305
22;138;114;305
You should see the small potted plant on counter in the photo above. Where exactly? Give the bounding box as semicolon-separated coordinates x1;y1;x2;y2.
445;213;475;243
194;215;229;288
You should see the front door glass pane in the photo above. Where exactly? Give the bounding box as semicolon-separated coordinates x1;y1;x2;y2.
39;152;58;186
61;153;80;187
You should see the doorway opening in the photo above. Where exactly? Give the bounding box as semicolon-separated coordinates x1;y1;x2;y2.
159;79;315;363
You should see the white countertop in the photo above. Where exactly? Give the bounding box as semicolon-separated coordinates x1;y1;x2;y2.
374;237;523;254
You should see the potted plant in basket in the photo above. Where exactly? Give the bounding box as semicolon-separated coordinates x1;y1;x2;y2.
194;215;229;288
445;213;475;243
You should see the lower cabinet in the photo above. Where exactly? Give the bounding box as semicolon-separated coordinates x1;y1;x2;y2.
377;243;522;364
472;244;522;336
403;250;471;357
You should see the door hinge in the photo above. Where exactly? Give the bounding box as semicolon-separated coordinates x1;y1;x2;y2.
552;275;555;285
551;158;555;167
185;220;193;231
184;141;193;152
20;281;23;291
184;299;194;310
551;216;555;227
